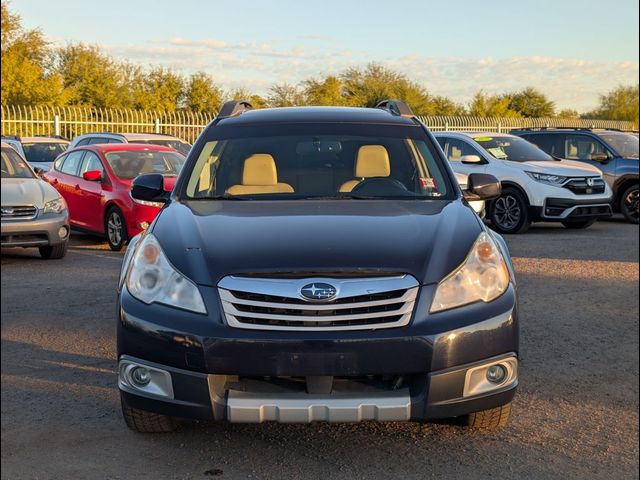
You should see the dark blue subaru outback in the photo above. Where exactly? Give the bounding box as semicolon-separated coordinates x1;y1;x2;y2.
117;100;518;432
514;128;639;223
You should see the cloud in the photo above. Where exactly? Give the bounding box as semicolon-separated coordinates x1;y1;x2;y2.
103;39;639;111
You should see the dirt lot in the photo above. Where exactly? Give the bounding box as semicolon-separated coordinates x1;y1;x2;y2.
1;218;638;480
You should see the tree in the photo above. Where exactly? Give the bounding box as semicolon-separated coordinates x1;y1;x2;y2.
184;72;223;112
55;44;128;108
226;87;267;109
469;91;521;117
556;109;580;118
132;67;184;111
1;3;65;105
303;76;351;106
340;63;432;115
506;87;555;117
583;85;639;124
429;96;467;116
267;83;307;107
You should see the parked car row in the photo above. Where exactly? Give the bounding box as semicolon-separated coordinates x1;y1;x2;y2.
1;131;190;255
1;121;638;261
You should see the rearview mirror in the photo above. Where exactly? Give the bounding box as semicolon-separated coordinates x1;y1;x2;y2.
82;170;102;182
590;153;609;163
131;173;170;203
463;173;501;201
33;167;44;176
460;155;484;165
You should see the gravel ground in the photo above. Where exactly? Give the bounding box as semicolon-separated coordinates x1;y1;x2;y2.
1;218;638;480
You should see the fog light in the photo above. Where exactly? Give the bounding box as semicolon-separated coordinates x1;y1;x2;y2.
58;226;68;239
130;366;151;386
486;364;507;384
139;221;150;230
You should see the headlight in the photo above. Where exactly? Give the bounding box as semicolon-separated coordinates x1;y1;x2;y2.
126;234;206;314
526;171;567;186
430;232;510;313
42;197;66;214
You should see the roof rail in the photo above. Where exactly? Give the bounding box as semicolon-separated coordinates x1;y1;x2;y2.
217;100;253;119
511;126;625;132
1;135;21;140
375;99;415;118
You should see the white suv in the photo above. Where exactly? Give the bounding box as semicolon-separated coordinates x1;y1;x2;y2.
69;132;191;156
434;132;613;233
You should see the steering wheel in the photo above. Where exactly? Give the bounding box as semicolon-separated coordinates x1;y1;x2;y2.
350;177;410;196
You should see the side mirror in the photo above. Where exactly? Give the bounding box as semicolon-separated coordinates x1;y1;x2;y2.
590;153;609;163
82;170;103;182
460;154;484;165
131;173;170;204
33;167;44;176
463;173;501;201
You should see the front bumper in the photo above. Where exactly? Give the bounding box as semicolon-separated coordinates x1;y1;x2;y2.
117;283;518;422
1;212;69;247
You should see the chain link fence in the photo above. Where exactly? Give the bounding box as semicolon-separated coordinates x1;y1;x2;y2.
1;105;637;143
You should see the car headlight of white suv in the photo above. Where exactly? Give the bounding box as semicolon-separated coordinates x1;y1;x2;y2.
431;232;510;313
126;234;206;314
42;197;66;214
525;171;567;186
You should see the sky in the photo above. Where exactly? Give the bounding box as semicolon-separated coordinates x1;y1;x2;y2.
12;0;640;111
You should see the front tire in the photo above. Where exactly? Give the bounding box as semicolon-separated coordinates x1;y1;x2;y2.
561;219;596;229
39;241;68;259
105;207;128;251
620;184;639;224
463;402;512;429
489;189;531;234
121;394;177;433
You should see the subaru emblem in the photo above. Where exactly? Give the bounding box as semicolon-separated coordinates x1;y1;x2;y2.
300;282;338;302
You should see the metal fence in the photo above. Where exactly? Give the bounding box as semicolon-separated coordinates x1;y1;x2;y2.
1;105;637;143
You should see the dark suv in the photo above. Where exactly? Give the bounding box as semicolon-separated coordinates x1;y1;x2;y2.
513;128;639;223
117;100;518;433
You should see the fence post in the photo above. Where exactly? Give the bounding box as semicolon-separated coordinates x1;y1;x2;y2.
154;118;161;134
497;122;502;133
53;115;61;136
444;121;449;131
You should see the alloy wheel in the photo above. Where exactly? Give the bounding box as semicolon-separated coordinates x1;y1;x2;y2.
623;188;639;223
494;195;522;230
107;212;123;246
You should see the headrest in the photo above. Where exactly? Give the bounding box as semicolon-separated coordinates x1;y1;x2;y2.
242;154;278;186
355;145;390;178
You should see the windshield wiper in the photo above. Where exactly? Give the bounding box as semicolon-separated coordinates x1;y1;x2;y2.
193;194;250;201
302;194;379;200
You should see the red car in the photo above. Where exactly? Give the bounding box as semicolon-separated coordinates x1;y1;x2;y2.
44;144;184;250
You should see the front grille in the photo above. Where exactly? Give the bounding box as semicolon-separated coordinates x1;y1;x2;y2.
218;275;419;331
563;177;606;195
1;205;37;220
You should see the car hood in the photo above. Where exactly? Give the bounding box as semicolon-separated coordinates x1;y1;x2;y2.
152;199;483;287
510;160;602;176
0;178;60;208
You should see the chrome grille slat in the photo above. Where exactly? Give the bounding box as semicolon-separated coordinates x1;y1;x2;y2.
218;275;419;331
1;205;37;220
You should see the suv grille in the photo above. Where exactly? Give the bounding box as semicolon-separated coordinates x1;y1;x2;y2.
563;177;606;195
218;275;419;331
1;205;37;220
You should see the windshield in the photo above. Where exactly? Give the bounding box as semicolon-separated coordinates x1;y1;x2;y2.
134;139;191;156
22;142;68;164
1;147;35;179
595;132;639;158
104;150;185;179
184;124;451;200
473;135;553;162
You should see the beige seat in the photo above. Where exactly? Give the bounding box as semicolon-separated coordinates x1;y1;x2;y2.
339;145;391;192
225;153;294;195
